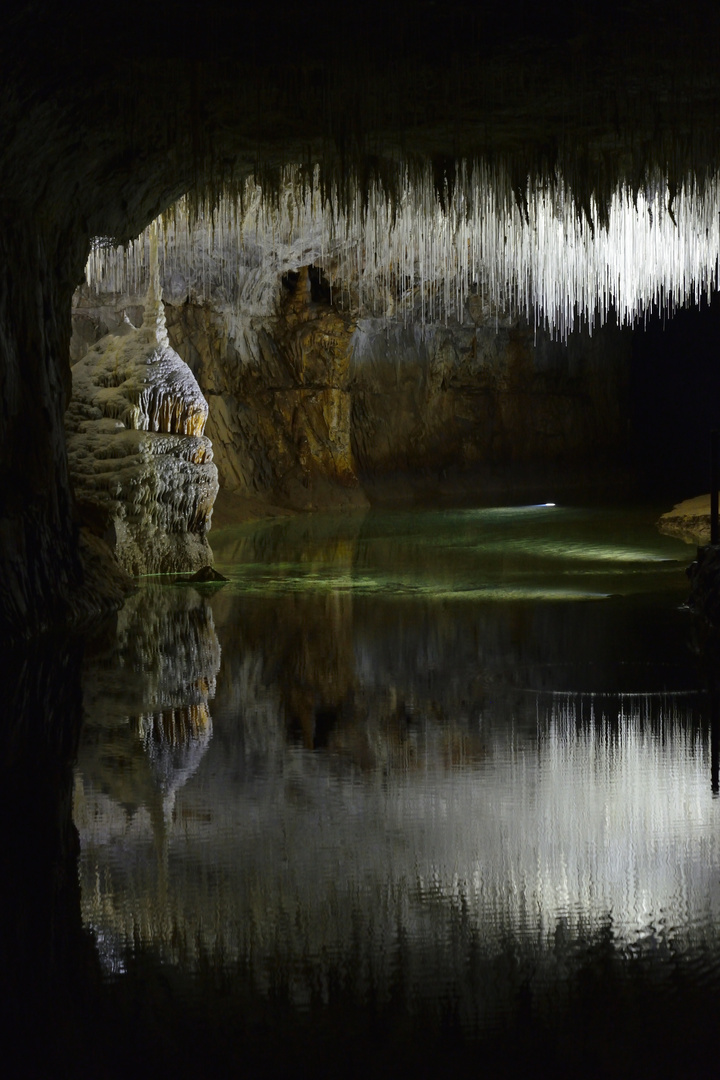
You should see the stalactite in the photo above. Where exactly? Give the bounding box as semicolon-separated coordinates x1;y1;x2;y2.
85;162;720;341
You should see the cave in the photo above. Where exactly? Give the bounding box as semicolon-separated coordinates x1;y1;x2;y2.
3;3;720;1077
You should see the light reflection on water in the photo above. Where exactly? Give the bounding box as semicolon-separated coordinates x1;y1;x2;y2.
74;505;719;1065
208;504;688;601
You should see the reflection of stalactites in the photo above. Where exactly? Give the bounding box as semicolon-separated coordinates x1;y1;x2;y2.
77;585;221;827
137;703;211;748
136;703;213;831
113;585;222;715
136;704;213;788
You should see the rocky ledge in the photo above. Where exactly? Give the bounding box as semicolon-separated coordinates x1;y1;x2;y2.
658;495;713;546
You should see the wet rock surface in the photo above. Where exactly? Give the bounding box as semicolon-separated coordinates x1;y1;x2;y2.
174;564;228;583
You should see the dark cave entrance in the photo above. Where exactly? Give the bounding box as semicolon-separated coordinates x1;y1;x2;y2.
629;292;720;502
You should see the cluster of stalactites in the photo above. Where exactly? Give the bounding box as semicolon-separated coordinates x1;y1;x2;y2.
137;704;211;748
129;387;208;438
85;162;720;340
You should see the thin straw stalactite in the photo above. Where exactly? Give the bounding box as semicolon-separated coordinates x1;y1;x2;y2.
85;162;720;341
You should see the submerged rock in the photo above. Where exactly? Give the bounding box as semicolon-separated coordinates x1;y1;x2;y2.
66;228;219;575
175;565;228;584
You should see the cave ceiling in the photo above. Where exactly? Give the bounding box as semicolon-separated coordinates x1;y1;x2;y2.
4;1;720;243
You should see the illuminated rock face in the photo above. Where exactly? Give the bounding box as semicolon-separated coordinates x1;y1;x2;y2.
65;265;219;575
74;264;631;517
164;268;365;513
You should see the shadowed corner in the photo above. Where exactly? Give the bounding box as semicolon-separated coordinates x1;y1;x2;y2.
0;635;108;1078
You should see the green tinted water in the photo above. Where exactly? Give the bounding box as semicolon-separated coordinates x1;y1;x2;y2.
211;503;690;602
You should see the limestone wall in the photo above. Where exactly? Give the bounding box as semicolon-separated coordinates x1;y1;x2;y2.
73;271;632;517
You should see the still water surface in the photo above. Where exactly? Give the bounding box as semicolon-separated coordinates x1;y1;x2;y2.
74;505;720;1076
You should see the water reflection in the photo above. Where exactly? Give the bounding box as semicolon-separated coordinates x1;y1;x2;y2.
78;688;717;979
211;504;690;601
72;508;720;1074
78;585;220;823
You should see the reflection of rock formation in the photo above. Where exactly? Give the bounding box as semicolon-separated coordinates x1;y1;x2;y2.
209;508;694;765
66;229;219;574
212;516;359;750
136;705;213;818
78;585;220;823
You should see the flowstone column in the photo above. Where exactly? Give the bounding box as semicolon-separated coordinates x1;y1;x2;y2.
65;224;220;575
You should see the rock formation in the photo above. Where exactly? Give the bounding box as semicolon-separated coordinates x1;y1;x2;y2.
65;229;219;575
658;495;713;546
73;262;632;515
168;265;366;514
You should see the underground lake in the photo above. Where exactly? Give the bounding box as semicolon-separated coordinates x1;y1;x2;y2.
7;7;720;1078
20;502;713;1078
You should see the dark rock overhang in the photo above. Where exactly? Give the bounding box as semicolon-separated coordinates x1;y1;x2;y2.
4;1;720;241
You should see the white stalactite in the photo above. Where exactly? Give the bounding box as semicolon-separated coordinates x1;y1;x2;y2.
85;164;720;340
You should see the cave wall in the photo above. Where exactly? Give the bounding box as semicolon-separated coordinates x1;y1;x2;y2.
0;218;89;633
72;273;632;513
164;272;364;513
348;307;631;500
0;49;201;636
